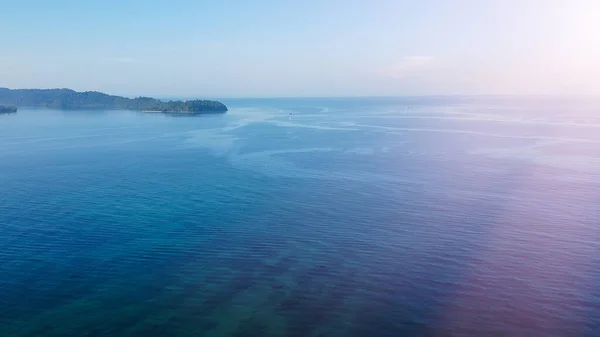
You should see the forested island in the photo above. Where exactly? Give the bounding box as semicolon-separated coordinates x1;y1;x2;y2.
0;105;17;113
0;88;227;114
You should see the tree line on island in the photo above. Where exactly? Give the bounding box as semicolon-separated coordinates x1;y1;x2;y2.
0;104;17;113
0;88;227;113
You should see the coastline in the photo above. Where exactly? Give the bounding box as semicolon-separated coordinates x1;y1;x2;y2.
0;88;228;113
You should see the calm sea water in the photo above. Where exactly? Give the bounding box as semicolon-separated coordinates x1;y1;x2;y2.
2;97;600;337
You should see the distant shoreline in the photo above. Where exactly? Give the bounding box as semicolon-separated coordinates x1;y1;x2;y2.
0;105;17;113
0;88;228;113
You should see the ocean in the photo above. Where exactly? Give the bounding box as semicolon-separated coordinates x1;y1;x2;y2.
2;97;600;336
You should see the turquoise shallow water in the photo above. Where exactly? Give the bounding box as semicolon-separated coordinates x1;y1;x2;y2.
2;97;600;336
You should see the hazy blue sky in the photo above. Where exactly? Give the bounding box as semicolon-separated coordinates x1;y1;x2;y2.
1;0;598;97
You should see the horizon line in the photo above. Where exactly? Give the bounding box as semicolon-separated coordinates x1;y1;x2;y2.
2;87;600;101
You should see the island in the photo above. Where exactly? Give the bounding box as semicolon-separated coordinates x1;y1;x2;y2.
0;88;227;114
0;105;17;113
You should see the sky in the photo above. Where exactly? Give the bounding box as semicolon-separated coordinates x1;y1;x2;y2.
0;0;599;98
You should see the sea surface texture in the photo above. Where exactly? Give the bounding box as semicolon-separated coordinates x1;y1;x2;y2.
2;97;600;337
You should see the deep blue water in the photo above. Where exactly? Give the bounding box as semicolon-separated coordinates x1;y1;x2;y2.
2;97;600;336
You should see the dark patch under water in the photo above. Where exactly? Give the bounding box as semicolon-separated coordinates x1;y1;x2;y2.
2;97;600;336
